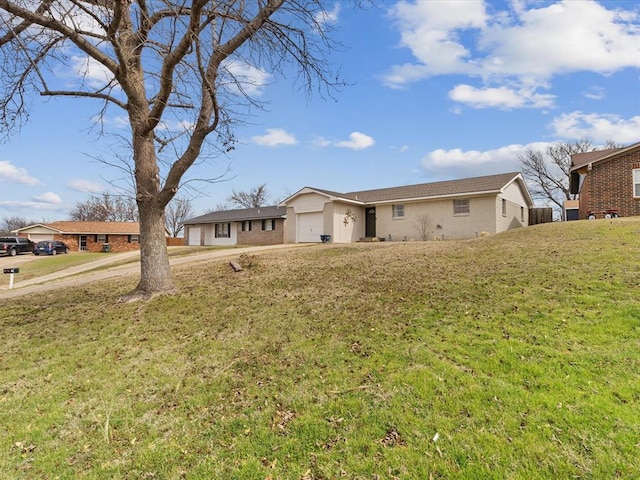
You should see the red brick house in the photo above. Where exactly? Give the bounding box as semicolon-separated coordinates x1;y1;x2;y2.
13;221;141;252
570;141;640;219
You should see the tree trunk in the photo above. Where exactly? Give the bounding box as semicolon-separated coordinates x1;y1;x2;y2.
134;200;175;296
125;127;176;299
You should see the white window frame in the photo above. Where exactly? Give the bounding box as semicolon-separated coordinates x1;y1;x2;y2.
634;169;640;197
453;199;470;215
392;204;405;219
241;220;252;232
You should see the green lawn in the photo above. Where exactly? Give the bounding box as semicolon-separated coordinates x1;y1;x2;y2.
1;219;639;479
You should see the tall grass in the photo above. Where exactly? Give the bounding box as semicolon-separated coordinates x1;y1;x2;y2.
1;219;639;479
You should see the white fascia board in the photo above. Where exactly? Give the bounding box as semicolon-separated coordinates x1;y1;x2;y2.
369;191;499;206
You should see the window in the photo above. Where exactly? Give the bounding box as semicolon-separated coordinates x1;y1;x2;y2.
262;219;276;231
634;169;640;197
392;204;405;218
521;207;525;223
215;223;230;238
453;199;470;215
241;220;252;232
96;234;108;243
128;234;139;243
502;199;507;217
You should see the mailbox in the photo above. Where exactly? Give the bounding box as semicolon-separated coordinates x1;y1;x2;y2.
4;268;19;274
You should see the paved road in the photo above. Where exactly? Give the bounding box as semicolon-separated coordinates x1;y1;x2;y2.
0;244;313;299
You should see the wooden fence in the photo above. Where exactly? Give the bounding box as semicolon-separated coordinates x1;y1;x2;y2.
529;207;554;225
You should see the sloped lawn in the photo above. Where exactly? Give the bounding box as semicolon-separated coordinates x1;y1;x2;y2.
1;219;639;479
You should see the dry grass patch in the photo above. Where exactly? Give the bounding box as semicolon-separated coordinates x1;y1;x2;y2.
1;219;640;478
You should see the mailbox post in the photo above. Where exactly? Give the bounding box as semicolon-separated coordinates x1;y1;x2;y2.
3;267;19;289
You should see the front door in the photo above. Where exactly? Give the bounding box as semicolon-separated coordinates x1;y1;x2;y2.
80;235;87;251
365;207;376;238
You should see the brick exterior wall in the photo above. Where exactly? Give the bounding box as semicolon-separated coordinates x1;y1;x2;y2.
236;218;284;245
55;234;140;253
579;147;640;219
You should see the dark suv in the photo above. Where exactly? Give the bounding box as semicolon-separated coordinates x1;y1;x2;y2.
33;240;70;256
0;237;35;256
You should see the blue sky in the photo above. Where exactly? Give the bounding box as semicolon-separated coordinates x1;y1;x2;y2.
1;0;639;221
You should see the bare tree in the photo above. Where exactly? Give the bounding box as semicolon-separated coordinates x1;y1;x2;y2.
0;1;343;299
518;138;620;212
228;184;269;208
165;197;194;238
413;213;430;241
69;193;138;222
0;215;32;235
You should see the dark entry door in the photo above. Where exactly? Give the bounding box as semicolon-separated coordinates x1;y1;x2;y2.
365;207;376;238
80;235;87;251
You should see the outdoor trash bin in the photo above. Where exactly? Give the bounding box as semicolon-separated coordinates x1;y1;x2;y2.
102;243;111;253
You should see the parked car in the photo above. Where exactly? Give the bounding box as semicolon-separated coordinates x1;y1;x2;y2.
33;240;70;255
0;237;35;256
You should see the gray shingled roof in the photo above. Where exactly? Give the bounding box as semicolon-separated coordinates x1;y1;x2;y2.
183;206;285;225
307;172;522;204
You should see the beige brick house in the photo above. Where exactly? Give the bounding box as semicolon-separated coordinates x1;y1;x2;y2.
570;141;640;219
281;172;533;243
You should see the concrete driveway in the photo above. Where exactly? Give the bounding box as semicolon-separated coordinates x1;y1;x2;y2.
0;244;313;299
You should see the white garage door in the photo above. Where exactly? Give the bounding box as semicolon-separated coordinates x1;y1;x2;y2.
29;234;54;242
187;227;201;246
298;212;324;243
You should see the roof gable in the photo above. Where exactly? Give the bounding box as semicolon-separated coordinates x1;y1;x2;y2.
571;142;640;171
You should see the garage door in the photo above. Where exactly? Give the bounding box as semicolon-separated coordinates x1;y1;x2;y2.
29;234;54;242
187;227;201;246
298;212;324;243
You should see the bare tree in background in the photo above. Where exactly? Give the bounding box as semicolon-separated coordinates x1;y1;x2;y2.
0;215;32;235
0;1;344;299
413;213;431;241
518;139;620;212
228;184;270;208
165;197;194;238
69;193;138;222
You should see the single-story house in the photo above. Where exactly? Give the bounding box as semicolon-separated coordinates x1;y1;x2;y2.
183;206;286;246
281;172;533;243
13;221;141;252
569;141;640;219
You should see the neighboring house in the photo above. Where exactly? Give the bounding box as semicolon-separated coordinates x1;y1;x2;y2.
183;206;286;246
570;141;640;219
13;221;141;252
281;172;533;243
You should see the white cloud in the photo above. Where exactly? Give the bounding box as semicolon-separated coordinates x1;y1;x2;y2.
385;0;640;107
449;84;555;109
222;60;272;97
421;142;551;178
33;192;62;204
315;3;341;26
0;161;40;185
251;128;297;147
335;132;375;150
551;112;640;143
583;87;606;101
69;55;116;89
67;179;105;193
0;191;63;211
